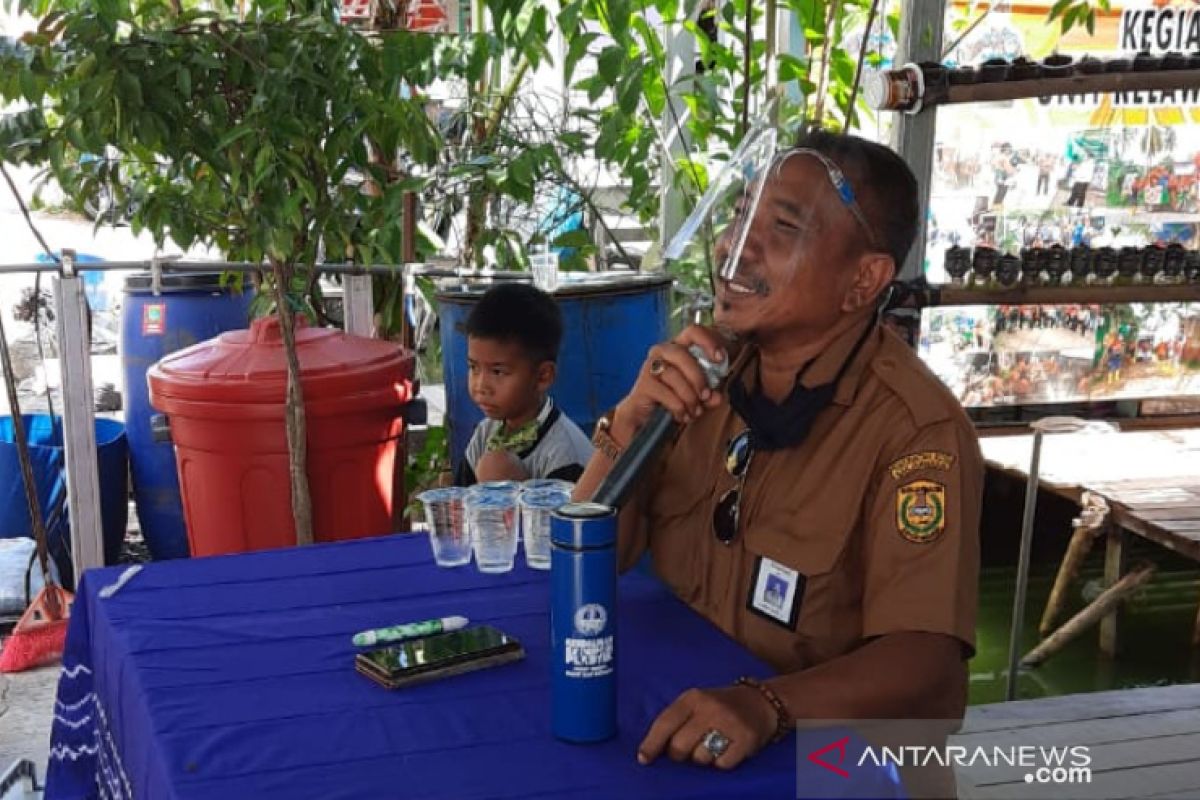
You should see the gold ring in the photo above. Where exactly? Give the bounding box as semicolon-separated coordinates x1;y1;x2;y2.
649;358;666;376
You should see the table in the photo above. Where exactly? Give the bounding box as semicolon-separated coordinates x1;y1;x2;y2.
45;535;905;799
980;427;1200;654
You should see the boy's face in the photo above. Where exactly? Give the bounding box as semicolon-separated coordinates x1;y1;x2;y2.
467;336;555;423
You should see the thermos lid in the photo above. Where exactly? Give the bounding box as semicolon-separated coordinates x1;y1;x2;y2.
551;502;617;549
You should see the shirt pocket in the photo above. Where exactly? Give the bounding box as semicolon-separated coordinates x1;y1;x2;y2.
742;493;860;575
740;493;864;651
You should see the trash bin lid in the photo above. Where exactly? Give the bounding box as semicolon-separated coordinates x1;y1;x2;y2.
148;315;414;408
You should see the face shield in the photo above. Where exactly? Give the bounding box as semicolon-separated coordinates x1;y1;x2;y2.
664;126;883;302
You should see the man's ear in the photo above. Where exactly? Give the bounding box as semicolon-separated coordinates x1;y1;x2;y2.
536;360;557;394
842;253;896;313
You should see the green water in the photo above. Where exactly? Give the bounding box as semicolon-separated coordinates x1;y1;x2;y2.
970;543;1200;705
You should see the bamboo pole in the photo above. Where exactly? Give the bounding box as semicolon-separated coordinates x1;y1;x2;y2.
1039;493;1110;637
1021;561;1156;668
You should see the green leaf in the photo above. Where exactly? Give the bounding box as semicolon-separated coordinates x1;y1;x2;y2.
1061;5;1080;32
552;229;591;248
119;71;144;109
217;126;256;150
565;31;599;85
777;53;809;82
1046;0;1073;22
608;0;632;40
252;145;274;188
616;63;646;115
176;67;191;97
641;67;666;116
596;44;624;85
558;0;583;34
18;69;37;103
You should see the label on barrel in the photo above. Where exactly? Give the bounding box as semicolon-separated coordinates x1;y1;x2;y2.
564;603;613;678
142;303;166;335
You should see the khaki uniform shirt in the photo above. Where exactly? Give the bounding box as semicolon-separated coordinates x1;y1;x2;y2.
618;321;983;674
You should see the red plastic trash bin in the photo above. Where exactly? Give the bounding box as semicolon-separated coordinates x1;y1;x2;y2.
147;316;415;556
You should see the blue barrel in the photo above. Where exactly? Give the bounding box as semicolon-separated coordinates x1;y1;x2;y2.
436;273;672;470
121;273;252;559
0;415;128;583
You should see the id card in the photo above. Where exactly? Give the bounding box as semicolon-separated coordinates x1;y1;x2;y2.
747;556;803;629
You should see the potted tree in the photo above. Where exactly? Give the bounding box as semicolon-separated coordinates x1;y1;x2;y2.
0;0;465;542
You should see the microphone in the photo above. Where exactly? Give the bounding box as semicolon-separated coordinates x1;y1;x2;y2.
590;346;730;510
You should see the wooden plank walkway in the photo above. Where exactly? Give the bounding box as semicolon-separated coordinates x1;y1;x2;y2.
1088;479;1200;565
979;429;1200;653
957;683;1200;799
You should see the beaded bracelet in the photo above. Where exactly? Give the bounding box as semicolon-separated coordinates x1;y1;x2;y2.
735;676;793;744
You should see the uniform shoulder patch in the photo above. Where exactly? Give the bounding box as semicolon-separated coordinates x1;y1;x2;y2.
888;451;955;480
896;479;946;544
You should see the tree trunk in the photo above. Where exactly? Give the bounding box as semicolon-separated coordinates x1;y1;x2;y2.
270;258;315;546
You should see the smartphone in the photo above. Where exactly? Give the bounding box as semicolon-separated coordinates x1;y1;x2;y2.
355;625;524;689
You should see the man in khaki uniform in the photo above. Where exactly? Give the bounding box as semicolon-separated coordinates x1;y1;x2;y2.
575;131;983;782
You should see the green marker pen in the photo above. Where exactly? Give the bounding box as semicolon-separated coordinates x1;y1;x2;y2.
352;615;469;647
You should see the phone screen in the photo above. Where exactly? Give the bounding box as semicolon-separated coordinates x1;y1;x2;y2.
357;625;520;680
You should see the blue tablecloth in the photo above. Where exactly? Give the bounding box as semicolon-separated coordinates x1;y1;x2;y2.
45;535;905;799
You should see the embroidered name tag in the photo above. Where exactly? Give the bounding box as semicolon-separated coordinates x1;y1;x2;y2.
888;451;955;480
747;556;803;628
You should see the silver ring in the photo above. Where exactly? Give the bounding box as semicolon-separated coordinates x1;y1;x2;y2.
702;728;731;759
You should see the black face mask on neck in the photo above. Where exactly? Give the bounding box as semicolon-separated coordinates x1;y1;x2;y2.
726;320;876;452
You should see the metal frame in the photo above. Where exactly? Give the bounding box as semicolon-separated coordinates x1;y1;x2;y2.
52;252;105;577
342;274;376;336
891;0;945;281
658;10;697;249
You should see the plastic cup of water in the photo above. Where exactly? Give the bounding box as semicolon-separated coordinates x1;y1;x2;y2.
530;246;559;292
471;480;521;495
520;478;574;494
519;488;571;570
416;487;472;567
467;491;520;574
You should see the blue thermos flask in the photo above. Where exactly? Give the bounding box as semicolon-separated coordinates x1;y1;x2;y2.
550;501;618;743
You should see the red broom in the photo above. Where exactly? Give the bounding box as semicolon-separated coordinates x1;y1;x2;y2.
0;295;72;673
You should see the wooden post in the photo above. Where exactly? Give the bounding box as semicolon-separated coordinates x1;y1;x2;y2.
1039;523;1100;638
1022;561;1155;667
1100;526;1129;658
1039;493;1110;638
